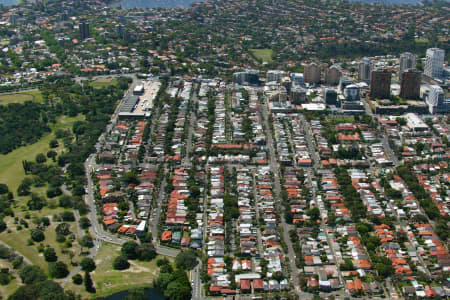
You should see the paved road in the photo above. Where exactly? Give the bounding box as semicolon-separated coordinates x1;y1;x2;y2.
191;259;202;300
182;83;198;168
0;240;32;265
259;97;300;293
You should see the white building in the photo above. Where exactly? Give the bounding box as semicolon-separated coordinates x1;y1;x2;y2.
399;52;416;74
424;48;445;79
266;70;285;83
426;85;448;114
358;57;372;82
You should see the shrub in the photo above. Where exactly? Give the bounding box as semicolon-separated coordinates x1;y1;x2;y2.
113;256;130;270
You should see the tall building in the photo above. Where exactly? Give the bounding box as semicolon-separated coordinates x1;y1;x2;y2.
233;70;260;85
267;70;285;83
324;89;338;105
424;48;445;79
339;77;354;93
290;86;307;104
370;69;391;99
426;85;449;114
304;63;321;84
116;24;124;38
79;22;90;40
400;69;421;100
9;14;18;25
344;84;360;101
399;52;416;75
290;73;304;87
325;65;341;85
358;57;372;82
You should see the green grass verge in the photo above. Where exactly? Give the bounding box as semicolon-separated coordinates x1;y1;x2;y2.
0;114;84;194
0;90;43;105
250;48;273;63
90;78;117;89
65;242;171;298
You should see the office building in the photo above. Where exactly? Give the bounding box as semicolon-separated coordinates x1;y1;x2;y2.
399;52;416;75
339;77;354;93
426;85;449;114
290;86;307;104
358;57;372;82
233;70;260;85
370;69;391;99
424;48;445;79
267;70;285;83
325;65;341;85
116;24;124;38
324;89;338;106
79;22;90;40
9;14;18;25
400;69;421;100
304;63;321;84
344;84;360;101
291;73;305;87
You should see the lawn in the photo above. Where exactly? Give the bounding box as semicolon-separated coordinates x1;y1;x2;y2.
65;242;170;298
90;77;117;89
0;114;85;194
0;206;83;274
0;259;22;298
250;48;273;63
0;90;43;105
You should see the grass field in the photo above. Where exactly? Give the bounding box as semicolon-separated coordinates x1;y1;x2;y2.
0;207;82;271
65;242;170;298
0;114;84;194
0;90;43;105
250;48;273;63
90;77;117;89
0;259;22;298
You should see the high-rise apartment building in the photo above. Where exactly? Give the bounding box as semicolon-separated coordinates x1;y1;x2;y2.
370;69;391;99
79;22;90;40
424;48;445;79
304;63;321;84
325;65;341;85
400;69;421;100
358;57;372;82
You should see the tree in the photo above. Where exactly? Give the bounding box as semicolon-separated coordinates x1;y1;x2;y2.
307;207;320;220
46;187;62;198
35;153;47;164
59;195;73;208
31;229;45;242
48;261;69;278
113;256;130;270
27;194;46;210
17;182;31;196
47;150;58;162
44;247;58;262
49;139;59;148
272;271;284;282
79;235;94;248
121;241;139;260
72;274;83;285
84;271;95;293
79;217;91;229
136;243;157;261
55;223;71;235
80;257;96;272
175;249;197;270
126;287;147;300
19;265;47;284
0;184;8;195
60;211;75;221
